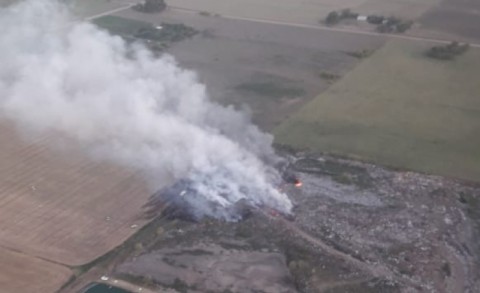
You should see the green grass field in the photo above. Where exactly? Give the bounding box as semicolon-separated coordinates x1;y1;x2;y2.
92;15;151;36
275;40;480;182
92;15;197;44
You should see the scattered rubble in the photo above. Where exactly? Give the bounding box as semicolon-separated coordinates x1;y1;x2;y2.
117;243;296;293
102;152;479;292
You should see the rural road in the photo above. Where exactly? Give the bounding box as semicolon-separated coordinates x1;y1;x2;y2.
168;5;480;49
80;2;480;48
84;3;135;21
266;212;424;290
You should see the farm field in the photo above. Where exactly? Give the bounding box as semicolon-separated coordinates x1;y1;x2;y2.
416;0;480;43
67;0;132;19
112;8;385;129
167;0;439;25
355;0;439;20
0;247;72;293
275;39;480;182
0;121;152;266
0;0;131;16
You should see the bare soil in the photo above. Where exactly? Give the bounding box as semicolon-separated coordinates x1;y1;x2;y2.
0;247;72;293
419;0;480;42
0;121;152;266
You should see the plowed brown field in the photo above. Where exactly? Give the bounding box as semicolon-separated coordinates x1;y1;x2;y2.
0;247;72;293
0;121;152;266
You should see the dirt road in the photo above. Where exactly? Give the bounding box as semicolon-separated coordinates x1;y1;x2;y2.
267;212;424;290
168;6;480;48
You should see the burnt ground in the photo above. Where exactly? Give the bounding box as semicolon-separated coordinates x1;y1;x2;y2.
419;0;480;43
76;150;480;293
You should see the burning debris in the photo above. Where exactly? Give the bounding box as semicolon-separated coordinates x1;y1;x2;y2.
294;180;303;188
278;160;303;189
143;178;246;222
144;177;296;222
143;163;301;222
94;153;480;293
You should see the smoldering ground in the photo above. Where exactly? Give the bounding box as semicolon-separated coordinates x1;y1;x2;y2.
0;0;292;220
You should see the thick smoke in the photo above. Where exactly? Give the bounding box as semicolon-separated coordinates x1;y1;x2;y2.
0;0;292;220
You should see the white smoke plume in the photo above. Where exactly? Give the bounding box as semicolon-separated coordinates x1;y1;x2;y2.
0;0;292;220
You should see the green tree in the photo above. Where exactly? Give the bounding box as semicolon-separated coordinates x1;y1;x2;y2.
134;0;166;13
396;21;413;33
426;41;470;60
366;15;384;24
340;8;358;19
325;11;340;25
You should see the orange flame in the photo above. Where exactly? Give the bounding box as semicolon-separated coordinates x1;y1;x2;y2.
294;180;303;188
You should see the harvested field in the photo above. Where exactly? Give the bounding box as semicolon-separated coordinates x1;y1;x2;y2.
275;40;480;182
355;0;439;20
0;121;152;266
112;9;384;129
418;0;480;43
167;0;358;25
68;0;132;19
0;247;72;293
167;0;439;25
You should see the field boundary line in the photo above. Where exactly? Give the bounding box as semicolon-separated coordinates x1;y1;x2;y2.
85;3;135;21
168;6;480;48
